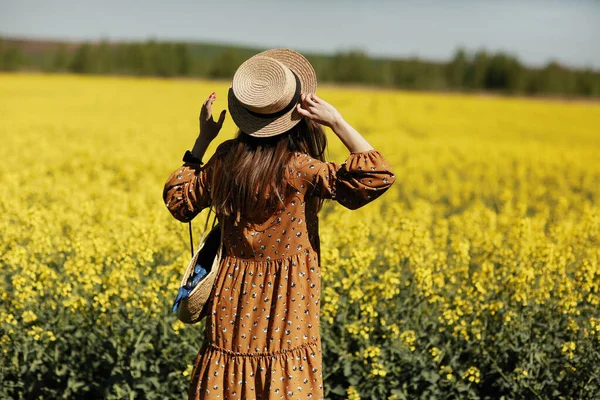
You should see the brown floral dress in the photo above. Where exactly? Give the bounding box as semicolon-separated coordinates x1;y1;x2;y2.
163;139;396;400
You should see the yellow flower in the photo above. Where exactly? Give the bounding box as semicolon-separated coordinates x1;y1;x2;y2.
429;346;442;362
362;345;382;363
27;326;44;341
45;330;57;342
561;341;577;360
399;330;416;352
347;386;361;400
182;364;193;377
21;310;38;324
461;366;481;384
171;320;185;335
1;74;599;397
370;362;388;377
440;365;453;380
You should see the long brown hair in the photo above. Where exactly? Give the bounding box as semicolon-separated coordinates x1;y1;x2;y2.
211;118;327;224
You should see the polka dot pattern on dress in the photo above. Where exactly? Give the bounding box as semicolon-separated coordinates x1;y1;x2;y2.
163;140;396;399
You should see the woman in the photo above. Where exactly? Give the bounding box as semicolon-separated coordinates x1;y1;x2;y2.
163;49;396;400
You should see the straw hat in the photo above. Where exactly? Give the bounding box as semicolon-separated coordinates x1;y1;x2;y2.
227;48;317;137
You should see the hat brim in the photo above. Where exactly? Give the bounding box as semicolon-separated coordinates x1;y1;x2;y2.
228;49;317;138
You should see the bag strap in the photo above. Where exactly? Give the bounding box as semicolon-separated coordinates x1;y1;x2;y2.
188;207;218;258
188;220;194;258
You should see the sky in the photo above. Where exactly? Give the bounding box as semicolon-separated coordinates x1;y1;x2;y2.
1;0;599;69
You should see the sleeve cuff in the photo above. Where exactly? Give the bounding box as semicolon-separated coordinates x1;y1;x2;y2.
183;150;204;165
350;148;379;155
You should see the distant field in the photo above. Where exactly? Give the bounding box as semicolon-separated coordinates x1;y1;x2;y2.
1;73;599;399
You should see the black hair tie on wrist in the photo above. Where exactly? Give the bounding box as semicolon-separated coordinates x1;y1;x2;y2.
183;150;204;165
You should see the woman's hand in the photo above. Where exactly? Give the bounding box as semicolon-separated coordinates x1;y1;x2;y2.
298;92;374;153
296;93;342;129
191;92;226;160
198;92;227;142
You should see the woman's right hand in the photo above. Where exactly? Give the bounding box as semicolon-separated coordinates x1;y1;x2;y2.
296;93;342;129
298;93;374;153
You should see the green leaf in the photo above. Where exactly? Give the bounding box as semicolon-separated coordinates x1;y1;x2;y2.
329;384;347;396
343;361;352;377
421;370;440;384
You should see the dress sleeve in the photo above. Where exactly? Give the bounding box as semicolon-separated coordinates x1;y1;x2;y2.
162;150;216;222
294;148;396;210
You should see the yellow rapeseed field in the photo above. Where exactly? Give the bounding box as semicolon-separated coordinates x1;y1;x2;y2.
1;73;599;399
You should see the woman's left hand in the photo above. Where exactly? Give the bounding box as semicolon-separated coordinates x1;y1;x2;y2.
199;92;227;142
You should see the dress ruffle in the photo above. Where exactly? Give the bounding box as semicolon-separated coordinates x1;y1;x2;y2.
189;340;323;399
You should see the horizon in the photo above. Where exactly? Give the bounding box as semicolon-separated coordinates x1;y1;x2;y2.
3;33;598;72
1;0;599;70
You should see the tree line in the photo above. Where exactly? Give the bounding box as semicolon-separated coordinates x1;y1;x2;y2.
1;37;599;97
